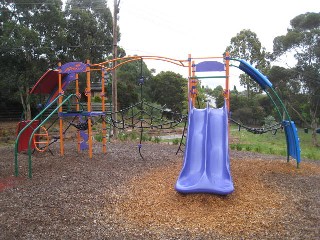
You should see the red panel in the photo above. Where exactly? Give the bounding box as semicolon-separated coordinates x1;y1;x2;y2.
16;120;40;152
30;70;67;94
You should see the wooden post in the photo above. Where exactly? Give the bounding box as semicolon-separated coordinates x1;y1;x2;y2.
112;0;120;138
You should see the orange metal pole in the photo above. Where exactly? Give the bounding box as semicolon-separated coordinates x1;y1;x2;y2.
86;60;93;158
188;55;191;105
58;62;64;156
101;67;107;153
75;73;81;152
225;52;230;111
191;61;197;107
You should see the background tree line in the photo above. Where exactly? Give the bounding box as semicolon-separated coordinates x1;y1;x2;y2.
0;2;319;145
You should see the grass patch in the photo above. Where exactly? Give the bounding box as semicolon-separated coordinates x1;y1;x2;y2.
230;124;320;160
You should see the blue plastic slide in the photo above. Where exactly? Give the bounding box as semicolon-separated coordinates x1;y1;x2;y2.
175;103;234;195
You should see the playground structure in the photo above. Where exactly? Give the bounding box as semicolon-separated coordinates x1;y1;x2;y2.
14;53;301;195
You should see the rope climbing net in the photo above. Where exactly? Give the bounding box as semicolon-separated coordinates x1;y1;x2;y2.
230;118;283;135
105;100;187;159
110;101;187;130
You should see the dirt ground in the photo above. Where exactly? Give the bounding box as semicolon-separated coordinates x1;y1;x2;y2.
0;139;320;240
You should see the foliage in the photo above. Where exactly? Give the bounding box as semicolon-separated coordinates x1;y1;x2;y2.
148;71;188;113
116;59;153;109
229;91;268;125
226;29;271;98
0;0;65;119
0;0;115;119
273;12;320;146
92;96;102;103
64;0;114;63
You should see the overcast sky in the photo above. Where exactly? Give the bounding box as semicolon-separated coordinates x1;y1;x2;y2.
111;0;319;89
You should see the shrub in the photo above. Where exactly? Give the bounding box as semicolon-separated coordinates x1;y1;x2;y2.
173;138;180;145
236;144;242;151
94;134;103;142
245;145;252;151
118;132;128;141
92;96;102;103
268;147;275;154
254;145;262;153
153;136;161;143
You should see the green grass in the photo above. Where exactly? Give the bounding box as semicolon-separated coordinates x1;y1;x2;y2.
229;124;320;161
114;125;319;161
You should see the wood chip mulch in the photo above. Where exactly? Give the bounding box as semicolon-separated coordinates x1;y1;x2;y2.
0;141;319;239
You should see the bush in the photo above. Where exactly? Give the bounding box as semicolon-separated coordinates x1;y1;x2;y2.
236;144;243;151
263;115;277;128
129;132;138;140
254;145;262;153
92;96;102;103
173;138;180;145
245;145;252;151
140;133;149;142
118;132;128;141
268;147;275;154
94;134;103;142
153;136;161;143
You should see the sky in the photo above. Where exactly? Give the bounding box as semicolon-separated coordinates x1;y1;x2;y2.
110;0;319;90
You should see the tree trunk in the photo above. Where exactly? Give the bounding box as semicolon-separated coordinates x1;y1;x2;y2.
310;111;319;147
19;85;32;120
246;81;250;99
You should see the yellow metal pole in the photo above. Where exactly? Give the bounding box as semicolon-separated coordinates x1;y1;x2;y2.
101;67;107;153
86;60;93;158
58;62;64;156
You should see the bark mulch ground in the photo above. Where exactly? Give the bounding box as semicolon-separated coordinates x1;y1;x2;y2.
0;140;319;239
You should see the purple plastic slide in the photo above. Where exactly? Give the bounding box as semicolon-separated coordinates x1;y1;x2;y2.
175;103;234;195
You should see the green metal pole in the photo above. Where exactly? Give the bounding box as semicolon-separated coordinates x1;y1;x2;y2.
193;76;227;79
265;90;283;120
26;94;76;178
270;87;291;122
14;94;63;177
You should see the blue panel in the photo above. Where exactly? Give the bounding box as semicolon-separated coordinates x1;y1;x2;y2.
195;61;225;72
238;60;272;89
283;120;301;164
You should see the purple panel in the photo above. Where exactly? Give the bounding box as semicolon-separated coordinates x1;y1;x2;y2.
61;62;87;74
175;103;234;195
195;61;225;72
63;73;77;86
79;117;89;151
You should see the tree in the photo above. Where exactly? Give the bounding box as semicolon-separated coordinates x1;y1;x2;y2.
116;59;153;109
211;85;224;108
149;71;187;113
0;0;65;119
0;0;116;120
268;66;301;120
226;29;271;98
273;12;320;146
64;0;114;63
